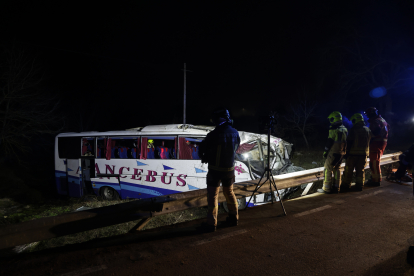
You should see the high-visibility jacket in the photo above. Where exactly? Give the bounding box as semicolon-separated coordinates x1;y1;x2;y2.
368;116;388;142
347;122;372;156
325;123;348;155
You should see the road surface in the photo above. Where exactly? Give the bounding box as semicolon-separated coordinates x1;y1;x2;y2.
1;180;414;276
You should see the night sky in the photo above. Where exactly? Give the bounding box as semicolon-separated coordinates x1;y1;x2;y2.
1;0;414;134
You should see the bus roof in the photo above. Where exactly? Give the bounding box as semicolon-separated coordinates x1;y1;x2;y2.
56;124;214;137
55;124;292;148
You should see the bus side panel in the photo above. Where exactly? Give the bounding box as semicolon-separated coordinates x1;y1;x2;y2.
91;177;120;197
67;159;83;198
55;159;68;196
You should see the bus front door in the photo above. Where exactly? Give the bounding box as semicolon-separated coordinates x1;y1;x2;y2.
67;159;83;197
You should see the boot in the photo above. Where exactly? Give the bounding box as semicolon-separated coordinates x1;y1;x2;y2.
196;222;216;233
354;185;363;192
340;185;351;193
317;189;338;194
366;179;380;187
220;215;238;227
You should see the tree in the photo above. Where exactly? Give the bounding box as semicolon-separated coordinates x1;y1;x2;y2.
284;93;317;149
0;45;63;163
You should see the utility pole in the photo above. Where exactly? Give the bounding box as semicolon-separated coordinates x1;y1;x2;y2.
183;63;186;124
182;63;192;125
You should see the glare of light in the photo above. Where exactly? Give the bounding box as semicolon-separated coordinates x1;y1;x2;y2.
369;86;387;98
243;153;248;159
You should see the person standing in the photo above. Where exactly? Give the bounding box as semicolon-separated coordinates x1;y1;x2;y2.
341;113;372;191
318;111;348;194
365;107;389;186
198;108;240;232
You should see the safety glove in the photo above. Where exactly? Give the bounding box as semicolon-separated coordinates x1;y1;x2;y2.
323;151;328;159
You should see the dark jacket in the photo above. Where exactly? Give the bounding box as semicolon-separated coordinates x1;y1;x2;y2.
346;121;372;156
199;123;240;172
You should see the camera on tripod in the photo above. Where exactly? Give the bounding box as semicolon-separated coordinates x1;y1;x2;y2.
260;112;277;132
245;111;287;216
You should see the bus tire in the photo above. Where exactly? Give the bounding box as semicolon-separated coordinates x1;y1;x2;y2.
222;198;246;212
101;187;119;200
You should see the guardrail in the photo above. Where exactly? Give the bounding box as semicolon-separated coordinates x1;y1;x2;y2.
0;152;402;250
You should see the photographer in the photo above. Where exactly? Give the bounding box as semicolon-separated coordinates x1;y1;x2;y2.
198;108;240;233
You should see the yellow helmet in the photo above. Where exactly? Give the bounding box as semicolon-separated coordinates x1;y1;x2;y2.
328;111;342;124
350;113;364;124
148;139;154;144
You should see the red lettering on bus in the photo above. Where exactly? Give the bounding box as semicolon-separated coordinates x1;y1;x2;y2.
146;170;157;182
176;174;187;186
119;167;129;178
105;165;115;179
131;168;143;180
95;163;102;179
161;172;174;184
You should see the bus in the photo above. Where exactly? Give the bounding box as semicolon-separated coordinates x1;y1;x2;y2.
54;124;293;208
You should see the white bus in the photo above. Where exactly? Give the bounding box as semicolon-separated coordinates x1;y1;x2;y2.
54;124;293;207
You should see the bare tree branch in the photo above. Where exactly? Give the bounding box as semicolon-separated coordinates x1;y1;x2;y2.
0;45;64;163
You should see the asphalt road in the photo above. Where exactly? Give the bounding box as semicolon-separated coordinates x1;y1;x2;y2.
2;180;414;276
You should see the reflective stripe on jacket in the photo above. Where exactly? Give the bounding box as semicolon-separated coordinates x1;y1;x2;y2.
328;124;348;155
347;122;372;156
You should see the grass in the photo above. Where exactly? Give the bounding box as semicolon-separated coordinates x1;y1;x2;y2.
0;194;226;254
290;149;325;170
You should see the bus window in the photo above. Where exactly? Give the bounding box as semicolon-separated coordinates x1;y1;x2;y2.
58;137;82;159
96;138;106;159
141;136;177;159
103;137;140;159
179;137;203;160
82;138;95;157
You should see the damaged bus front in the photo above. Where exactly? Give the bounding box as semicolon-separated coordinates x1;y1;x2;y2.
234;131;301;207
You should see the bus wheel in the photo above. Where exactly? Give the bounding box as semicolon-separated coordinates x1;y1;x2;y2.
101;187;119;200
222;198;246;212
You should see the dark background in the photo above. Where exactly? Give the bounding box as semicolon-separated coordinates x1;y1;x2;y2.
2;0;414;161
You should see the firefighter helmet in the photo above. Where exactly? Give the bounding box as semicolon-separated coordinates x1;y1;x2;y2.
328;111;342;124
350;113;364;124
364;107;378;118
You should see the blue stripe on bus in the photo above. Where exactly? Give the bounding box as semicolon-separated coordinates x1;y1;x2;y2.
120;182;178;198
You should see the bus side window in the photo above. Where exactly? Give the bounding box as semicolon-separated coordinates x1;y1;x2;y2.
141;137;176;159
179;137;203;160
96;138;106;159
82;138;94;156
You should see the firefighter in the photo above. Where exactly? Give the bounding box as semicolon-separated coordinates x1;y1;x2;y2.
318;111;348;194
341;113;372;192
197;108;240;232
147;139;155;159
365;107;389;186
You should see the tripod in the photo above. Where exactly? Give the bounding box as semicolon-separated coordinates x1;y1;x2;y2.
244;115;287;216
